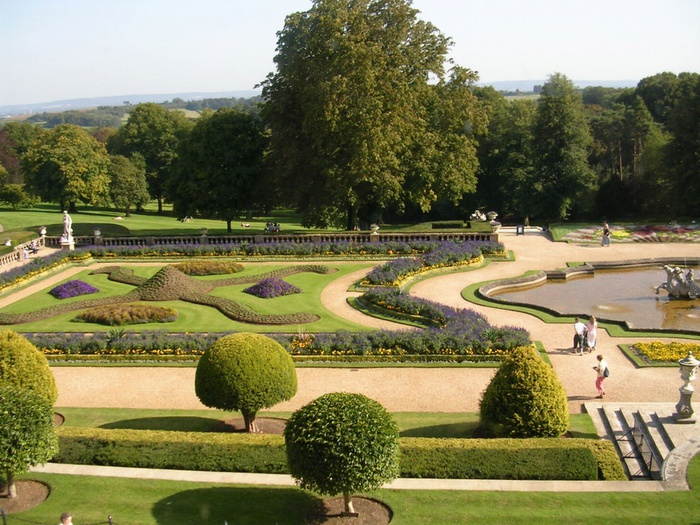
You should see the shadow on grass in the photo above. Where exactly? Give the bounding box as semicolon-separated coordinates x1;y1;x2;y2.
100;416;223;432
400;422;477;438
152;486;319;525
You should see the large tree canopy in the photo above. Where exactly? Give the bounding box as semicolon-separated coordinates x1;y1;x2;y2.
168;108;269;231
530;73;596;221
108;103;191;213
261;0;485;229
22;124;110;212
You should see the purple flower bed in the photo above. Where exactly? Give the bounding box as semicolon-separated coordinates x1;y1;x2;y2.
243;277;302;299
49;279;100;300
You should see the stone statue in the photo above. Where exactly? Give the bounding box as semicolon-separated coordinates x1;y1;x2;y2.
61;211;73;242
470;210;487;221
656;265;700;299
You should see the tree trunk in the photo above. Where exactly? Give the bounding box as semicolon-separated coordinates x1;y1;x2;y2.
243;411;259;433
346;202;357;231
6;470;16;498
68;201;77;214
125;205;131;218
342;491;355;515
226;219;232;234
157;197;163;214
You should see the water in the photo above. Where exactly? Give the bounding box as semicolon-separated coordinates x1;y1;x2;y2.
491;267;699;332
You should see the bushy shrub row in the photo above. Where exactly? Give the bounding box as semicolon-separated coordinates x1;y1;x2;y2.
364;241;497;285
359;287;447;325
244;278;301;299
54;427;625;481
171;260;244;276
75;304;178;326
49;279;100;299
432;221;466;229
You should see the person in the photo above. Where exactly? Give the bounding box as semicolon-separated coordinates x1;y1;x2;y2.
593;354;608;398
59;512;73;525
601;221;611;247
586;316;598;353
29;239;39;254
572;317;586;355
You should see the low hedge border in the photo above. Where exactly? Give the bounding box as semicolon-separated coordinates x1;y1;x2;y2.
54;427;626;481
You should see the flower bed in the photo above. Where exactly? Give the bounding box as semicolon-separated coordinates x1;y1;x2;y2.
243;277;301;298
631;341;700;364
49;279;100;299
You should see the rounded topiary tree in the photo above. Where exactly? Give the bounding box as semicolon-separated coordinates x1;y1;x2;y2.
0;385;58;498
284;392;400;516
0;330;58;405
479;345;569;437
194;332;297;433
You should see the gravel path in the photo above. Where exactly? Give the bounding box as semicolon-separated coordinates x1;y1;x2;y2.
4;234;699;413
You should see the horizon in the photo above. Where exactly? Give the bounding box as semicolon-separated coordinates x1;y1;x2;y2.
3;0;699;107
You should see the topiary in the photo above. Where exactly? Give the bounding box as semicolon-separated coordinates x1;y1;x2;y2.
284;392;400;516
479;345;569;438
194;333;297;432
0;330;58;405
0;384;58;498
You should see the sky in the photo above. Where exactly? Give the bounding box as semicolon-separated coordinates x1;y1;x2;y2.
2;0;699;106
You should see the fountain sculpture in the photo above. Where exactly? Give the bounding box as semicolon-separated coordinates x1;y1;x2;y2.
656;265;700;299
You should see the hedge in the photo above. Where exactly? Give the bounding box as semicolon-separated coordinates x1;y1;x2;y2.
53;427;626;481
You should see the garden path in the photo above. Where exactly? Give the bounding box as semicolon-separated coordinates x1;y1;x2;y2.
3;233;699;414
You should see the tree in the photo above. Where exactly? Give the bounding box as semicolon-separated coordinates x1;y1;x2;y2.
479;345;569;438
194;333;297;432
0;122;43;184
108;154;150;217
168;109;270;231
635;72;680;125
22;124;111;212
531;73;596;221
665;72;700;217
0;330;58;405
261;0;485;229
284;392;400;516
0;385;58;498
108;103;192;213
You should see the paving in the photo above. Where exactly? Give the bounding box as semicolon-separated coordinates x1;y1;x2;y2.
2;229;698;490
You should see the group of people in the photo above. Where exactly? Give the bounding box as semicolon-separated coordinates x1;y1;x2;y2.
265;222;281;233
573;315;608;399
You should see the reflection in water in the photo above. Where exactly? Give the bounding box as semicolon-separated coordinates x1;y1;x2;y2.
492;267;699;332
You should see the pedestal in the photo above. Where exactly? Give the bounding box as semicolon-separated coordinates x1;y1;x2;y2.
60;239;75;251
674;387;696;424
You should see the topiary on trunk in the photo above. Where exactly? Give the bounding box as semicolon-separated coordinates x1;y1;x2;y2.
479;345;569;438
284;392;400;516
194;332;297;432
0;330;58;404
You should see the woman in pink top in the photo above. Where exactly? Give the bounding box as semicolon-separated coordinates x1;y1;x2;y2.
586;316;598;352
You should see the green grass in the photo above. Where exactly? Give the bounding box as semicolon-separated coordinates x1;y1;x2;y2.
9;455;700;524
0;262;377;333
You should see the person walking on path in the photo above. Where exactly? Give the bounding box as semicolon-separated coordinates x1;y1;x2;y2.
573;317;586;355
586;315;598;353
593;354;608;398
601;222;611;247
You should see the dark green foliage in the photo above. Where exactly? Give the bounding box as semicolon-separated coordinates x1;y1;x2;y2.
171;260;244;276
52;427;625;481
0;330;58;404
136;266;214;300
74;303;178;325
195;333;297;431
285;393;400;497
0;385;58;496
479;346;569;438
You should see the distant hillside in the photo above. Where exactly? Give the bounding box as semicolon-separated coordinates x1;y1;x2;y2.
478;79;638;93
1;81;640;117
0;90;261;117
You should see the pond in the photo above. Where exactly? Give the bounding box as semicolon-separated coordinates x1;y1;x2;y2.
490;266;700;332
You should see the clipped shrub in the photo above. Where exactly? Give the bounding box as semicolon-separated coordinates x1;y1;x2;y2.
243;277;301;298
479;346;569;438
195;333;297;432
0;330;58;404
171;260;244;276
285;393;400;515
74;303;178;325
49;279;99;299
0;385;58;498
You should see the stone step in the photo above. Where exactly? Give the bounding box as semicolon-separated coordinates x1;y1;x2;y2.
600;406;651;480
619;408;665;480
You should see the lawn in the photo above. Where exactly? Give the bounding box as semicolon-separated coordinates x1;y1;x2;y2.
0;262;377;333
9;456;700;525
